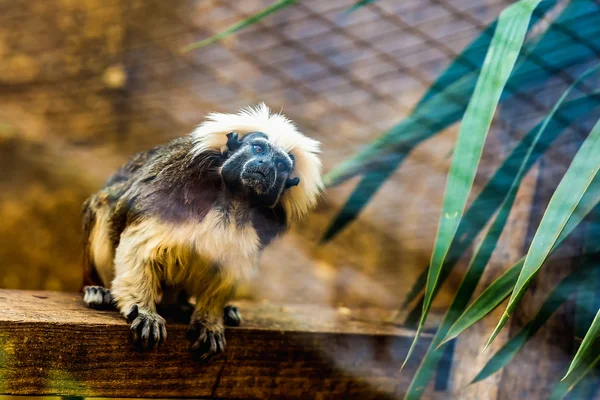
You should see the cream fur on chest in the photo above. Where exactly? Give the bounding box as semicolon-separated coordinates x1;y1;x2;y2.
120;209;260;283
93;207;261;301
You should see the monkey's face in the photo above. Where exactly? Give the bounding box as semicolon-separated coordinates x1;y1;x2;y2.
221;132;297;207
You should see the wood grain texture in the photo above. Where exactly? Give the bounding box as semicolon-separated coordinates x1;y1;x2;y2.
0;290;437;399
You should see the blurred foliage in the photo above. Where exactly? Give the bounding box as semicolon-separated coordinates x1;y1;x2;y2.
181;0;299;52
324;0;600;398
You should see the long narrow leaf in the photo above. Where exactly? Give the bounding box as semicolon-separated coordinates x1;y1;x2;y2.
440;263;521;345
323;74;474;187
399;0;600;305
401;267;428;310
405;161;521;399
405;61;600;400
487;118;600;348
564;309;600;380
509;2;600;95
322;151;409;243
472;259;598;383
407;0;543;369
569;229;600;398
402;91;600;312
550;352;600;399
406;173;600;399
323;0;600;242
323;0;595;187
181;0;298;52
436;64;600;344
444;176;600;345
322;74;475;242
559;250;600;399
323;0;556;187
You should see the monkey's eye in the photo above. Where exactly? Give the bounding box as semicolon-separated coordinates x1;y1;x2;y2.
253;145;264;154
277;161;287;171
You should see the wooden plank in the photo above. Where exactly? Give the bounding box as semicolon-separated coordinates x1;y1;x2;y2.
0;290;436;399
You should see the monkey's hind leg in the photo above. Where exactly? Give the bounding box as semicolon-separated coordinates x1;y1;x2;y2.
223;305;241;327
83;285;116;310
111;243;167;351
187;279;235;360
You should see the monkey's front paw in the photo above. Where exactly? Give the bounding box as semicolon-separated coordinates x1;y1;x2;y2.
126;305;167;350
223;305;241;327
187;319;226;360
83;286;116;310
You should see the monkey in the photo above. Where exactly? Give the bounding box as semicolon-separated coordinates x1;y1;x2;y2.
80;104;322;358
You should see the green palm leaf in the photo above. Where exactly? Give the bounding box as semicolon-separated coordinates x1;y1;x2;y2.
435;64;600;343
471;259;598;383
323;0;600;242
404;171;600;400
405;163;523;399
404;0;544;369
564;309;600;381
180;0;298;52
440;263;521;346
442;175;600;345
391;1;600;311
486;118;600;349
402;90;600;318
567;241;600;399
550;351;600;399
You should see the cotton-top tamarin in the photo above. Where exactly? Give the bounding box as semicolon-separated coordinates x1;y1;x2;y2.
81;104;322;358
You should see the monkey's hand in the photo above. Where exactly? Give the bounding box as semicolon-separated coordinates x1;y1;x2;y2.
126;305;167;350
83;286;116;310
187;315;226;360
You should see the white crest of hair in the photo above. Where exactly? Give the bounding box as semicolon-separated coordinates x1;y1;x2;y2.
191;103;323;222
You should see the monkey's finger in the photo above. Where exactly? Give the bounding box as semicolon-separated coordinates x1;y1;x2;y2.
186;323;199;341
151;321;163;349
215;333;226;354
190;326;209;353
132;319;145;345
126;304;139;323
159;322;167;346
190;337;204;352
140;319;154;349
103;290;113;306
208;332;217;354
130;315;142;333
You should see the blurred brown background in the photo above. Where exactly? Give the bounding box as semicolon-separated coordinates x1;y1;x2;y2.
0;0;570;310
3;1;598;398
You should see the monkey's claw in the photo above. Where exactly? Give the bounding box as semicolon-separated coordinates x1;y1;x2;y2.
83;285;116;310
187;320;226;360
128;307;167;350
223;305;241;327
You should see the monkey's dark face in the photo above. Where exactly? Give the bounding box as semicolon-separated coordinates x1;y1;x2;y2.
221;132;299;208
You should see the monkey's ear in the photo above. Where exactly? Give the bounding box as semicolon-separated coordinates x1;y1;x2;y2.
226;132;242;152
285;177;300;188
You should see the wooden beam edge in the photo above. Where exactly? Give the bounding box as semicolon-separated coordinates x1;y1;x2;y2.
0;290;437;399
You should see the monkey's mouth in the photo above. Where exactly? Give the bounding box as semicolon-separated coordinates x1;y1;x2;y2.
242;168;274;194
245;167;273;180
